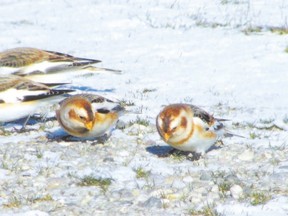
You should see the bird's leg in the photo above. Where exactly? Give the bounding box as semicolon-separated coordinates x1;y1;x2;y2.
157;148;178;158
21;115;31;130
13;115;32;133
94;133;111;144
61;135;74;141
186;152;202;161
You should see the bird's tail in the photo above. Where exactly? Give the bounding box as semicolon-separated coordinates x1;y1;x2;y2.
215;117;230;122
112;105;126;116
82;65;122;74
39;82;70;88
214;118;246;138
224;130;246;138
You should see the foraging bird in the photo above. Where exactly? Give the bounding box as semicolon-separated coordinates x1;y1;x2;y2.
0;47;121;83
56;94;125;138
156;103;237;154
0;75;74;123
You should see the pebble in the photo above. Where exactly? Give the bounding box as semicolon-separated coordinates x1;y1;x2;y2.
126;124;148;136
183;176;194;183
211;185;219;193
230;184;243;199
0;169;11;180
188;193;203;204
150;189;174;198
47;178;68;190
80;194;93;205
0;81;286;216
238;149;254;161
140;196;162;208
200;171;212;181
171;179;186;189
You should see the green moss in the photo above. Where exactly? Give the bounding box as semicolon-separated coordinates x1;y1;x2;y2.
218;182;232;195
134;167;150;179
250;192;271;205
129;116;150;127
78;175;112;192
120;99;135;107
188;204;223;216
142;88;157;93
3;196;21;208
32;194;53;203
270;27;288;35
249;132;260;139
242;26;262;35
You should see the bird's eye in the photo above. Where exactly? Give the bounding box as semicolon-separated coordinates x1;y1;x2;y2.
171;126;177;132
79;115;86;121
205;127;209;131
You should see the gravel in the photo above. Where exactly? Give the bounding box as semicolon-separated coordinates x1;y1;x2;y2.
0;0;288;215
0;118;288;215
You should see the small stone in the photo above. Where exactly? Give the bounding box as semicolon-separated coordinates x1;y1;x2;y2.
150;189;173;198
116;120;126;129
279;165;288;170
226;174;241;185
126;124;149;136
172;179;186;189
140;196;162;208
211;185;219;193
238;149;254;161
20;164;30;171
183;176;194;183
188;194;202;204
0;169;11;180
144;139;156;146
200;171;212;181
206;192;220;203
103;157;114;162
47;178;67;190
193;187;206;195
230;184;243;199
118;201;134;213
81;194;93;205
112;189;133;198
118;150;130;157
17;211;49;216
263;152;272;159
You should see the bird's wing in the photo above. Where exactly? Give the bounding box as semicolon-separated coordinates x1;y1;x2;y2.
0;75;73;103
81;94;125;114
188;104;214;125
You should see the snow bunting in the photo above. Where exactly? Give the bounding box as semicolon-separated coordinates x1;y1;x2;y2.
56;94;125;138
156;104;235;155
0;47;121;83
0;75;73;123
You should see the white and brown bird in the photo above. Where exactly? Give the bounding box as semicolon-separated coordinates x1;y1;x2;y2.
56;94;125;138
0;47;121;83
156;104;237;155
0;75;73;123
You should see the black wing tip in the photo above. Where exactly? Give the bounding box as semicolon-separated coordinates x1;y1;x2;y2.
39;82;71;87
96;108;110;114
114;105;126;112
72;60;100;67
99;67;122;73
224;132;246;138
22;89;74;102
43;49;102;64
96;105;125;114
52;89;75;94
215;118;230;122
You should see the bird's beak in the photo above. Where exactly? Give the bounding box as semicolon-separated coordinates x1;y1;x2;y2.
85;121;93;131
163;133;170;141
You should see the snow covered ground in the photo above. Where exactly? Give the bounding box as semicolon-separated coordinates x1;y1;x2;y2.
0;0;288;215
